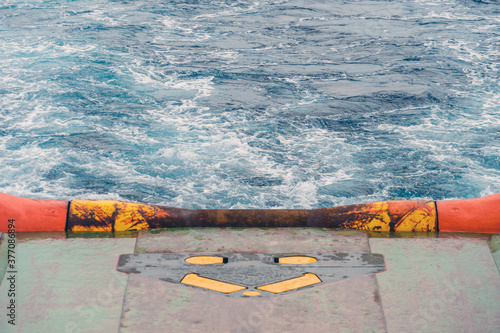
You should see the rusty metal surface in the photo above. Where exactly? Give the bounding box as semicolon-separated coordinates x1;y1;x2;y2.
119;228;387;332
68;199;436;233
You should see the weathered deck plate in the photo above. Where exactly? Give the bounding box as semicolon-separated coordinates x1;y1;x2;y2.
119;228;388;332
117;252;386;298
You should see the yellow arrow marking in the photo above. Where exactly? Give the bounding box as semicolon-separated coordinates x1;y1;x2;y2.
257;273;321;293
181;274;246;293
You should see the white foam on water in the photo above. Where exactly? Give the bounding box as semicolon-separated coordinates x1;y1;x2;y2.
160;18;177;29
1;0;499;206
81;9;120;26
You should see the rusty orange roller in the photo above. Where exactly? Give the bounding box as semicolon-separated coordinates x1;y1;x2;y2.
0;192;499;233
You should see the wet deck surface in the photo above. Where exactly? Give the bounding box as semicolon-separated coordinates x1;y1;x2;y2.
0;229;499;332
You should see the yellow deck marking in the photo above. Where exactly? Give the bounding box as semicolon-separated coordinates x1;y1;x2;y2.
185;256;224;265
257;273;321;293
181;274;246;293
278;256;317;264
242;291;261;296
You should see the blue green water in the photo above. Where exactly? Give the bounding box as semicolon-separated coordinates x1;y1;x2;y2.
0;0;499;208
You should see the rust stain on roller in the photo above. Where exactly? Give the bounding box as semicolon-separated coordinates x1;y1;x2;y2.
69;200;175;232
313;200;437;232
67;199;437;233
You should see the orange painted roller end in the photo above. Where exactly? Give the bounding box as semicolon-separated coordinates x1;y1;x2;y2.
0;192;68;232
437;193;500;233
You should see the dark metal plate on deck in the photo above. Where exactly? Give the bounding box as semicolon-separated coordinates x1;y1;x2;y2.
117;253;385;298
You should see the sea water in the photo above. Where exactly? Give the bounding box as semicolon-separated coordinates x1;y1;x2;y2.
0;0;499;209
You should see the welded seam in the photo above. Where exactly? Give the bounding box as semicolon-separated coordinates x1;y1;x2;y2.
434;201;439;233
65;200;71;233
366;233;389;333
117;233;140;332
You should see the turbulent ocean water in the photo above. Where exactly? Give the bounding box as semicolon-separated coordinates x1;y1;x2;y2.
0;0;499;209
